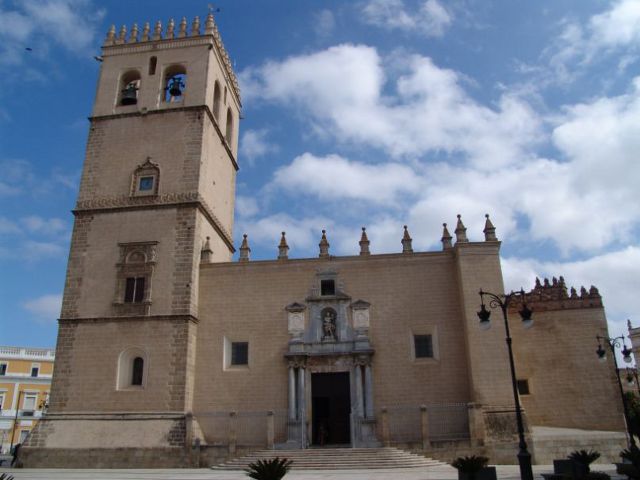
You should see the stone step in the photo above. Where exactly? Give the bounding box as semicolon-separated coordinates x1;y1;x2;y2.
212;447;447;470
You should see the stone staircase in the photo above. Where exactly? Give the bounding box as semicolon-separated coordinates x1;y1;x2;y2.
211;447;448;470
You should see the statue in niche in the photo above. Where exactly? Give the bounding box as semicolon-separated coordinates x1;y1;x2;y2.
322;309;337;341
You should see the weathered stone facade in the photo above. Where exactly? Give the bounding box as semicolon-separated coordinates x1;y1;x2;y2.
22;13;626;468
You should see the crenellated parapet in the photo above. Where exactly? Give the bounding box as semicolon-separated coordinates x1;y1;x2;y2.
510;276;603;312
103;13;240;103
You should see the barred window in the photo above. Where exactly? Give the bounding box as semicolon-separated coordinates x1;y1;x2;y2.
414;335;433;358
231;342;248;366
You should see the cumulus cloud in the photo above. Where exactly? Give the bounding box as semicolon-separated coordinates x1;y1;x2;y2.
236;195;260;218
240;129;278;165
546;0;640;83
270;153;422;205
361;0;453;37
0;0;104;67
22;293;62;321
240;45;541;167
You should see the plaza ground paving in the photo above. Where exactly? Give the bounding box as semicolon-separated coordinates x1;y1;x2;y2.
0;464;624;480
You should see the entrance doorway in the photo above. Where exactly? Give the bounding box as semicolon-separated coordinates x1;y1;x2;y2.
311;372;350;446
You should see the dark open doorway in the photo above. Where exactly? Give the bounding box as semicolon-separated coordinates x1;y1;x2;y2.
311;372;351;446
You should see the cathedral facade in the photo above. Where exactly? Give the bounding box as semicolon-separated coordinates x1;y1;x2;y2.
22;14;625;468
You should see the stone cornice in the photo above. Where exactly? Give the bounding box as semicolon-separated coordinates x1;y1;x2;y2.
74;192;235;253
58;314;199;325
88;105;239;171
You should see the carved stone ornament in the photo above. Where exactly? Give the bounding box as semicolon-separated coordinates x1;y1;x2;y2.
286;302;306;336
321;308;337;341
351;300;370;330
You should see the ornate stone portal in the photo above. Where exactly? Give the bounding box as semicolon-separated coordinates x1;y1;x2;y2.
284;271;378;448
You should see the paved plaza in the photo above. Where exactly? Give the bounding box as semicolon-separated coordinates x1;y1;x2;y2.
0;464;624;480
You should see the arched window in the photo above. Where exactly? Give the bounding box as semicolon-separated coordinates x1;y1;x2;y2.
117;347;148;390
225;108;233;146
119;70;141;106
213;81;221;121
131;357;144;386
163;65;187;103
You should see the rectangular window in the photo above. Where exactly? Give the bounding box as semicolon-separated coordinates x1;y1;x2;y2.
0;393;4;410
231;342;249;366
320;279;335;296
31;367;39;377
517;379;530;395
414;335;433;358
23;394;36;415
124;277;145;303
139;176;154;191
0;363;6;375
19;429;30;443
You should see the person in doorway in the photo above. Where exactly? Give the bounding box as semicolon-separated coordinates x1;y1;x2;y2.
11;443;21;467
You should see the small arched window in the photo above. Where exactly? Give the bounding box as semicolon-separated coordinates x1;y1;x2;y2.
163;65;187;103
119;70;141;106
117;347;148;390
131;357;144;386
213;81;221;121
225;108;233;146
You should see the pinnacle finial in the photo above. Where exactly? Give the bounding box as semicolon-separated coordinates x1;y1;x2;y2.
278;231;289;260
166;18;175;39
178;17;187;38
455;214;468;243
128;23;139;43
142;22;150;41
117;25;127;44
359;227;370;256
441;223;452;250
239;234;250;262
205;12;215;35
200;236;213;264
401;225;413;254
483;214;497;241
191;16;201;36
153;20;163;40
319;230;330;258
629;319;633;331
105;24;116;46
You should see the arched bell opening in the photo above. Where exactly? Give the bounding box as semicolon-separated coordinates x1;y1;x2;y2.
213;80;221;121
119;70;141;106
163;65;187;103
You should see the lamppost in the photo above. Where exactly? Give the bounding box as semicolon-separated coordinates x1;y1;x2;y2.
596;335;635;447
9;390;23;453
626;367;640;396
477;289;534;480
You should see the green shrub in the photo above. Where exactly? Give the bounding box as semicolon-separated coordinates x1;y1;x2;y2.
452;455;490;474
569;450;601;473
621;444;640;469
245;457;293;480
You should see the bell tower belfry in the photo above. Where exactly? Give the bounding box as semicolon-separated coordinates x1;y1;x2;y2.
22;14;240;467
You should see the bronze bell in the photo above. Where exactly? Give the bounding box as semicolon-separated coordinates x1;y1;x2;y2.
120;83;138;105
167;76;184;97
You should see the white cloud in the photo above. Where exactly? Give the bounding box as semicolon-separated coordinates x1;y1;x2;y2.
0;217;21;235
22;293;62;321
361;0;452;37
23;240;67;259
20;216;67;235
270;153;422;205
546;0;640;83
314;9;336;38
0;0;104;67
240;129;278;164
240;45;541;167
236;195;259;218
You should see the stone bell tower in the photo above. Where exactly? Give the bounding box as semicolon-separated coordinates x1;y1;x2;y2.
22;13;240;467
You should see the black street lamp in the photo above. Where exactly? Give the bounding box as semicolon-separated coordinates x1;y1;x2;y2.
477;288;534;480
596;334;635;447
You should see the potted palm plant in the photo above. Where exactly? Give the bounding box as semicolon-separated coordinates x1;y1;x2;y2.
452;455;497;480
245;457;293;480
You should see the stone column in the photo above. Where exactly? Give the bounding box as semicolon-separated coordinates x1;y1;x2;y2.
298;366;306;448
288;366;296;421
420;405;430;450
364;363;374;419
354;365;364;417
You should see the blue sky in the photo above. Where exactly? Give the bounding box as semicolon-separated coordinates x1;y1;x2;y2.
1;0;639;351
